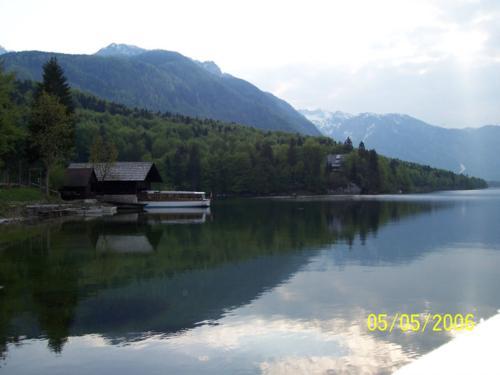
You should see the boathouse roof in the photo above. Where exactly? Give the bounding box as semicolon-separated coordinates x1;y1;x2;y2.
68;162;162;182
63;168;97;187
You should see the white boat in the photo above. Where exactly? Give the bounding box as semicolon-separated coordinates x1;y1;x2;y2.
137;190;211;208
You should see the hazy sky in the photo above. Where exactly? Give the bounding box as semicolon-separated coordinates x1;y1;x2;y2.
1;0;499;128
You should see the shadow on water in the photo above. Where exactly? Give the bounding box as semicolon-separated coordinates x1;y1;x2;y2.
0;198;446;359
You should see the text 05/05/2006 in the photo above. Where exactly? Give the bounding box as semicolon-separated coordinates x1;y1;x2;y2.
366;313;476;333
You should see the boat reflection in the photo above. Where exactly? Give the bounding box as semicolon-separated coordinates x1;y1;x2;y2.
144;207;211;224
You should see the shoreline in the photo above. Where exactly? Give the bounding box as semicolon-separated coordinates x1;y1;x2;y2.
0;201;117;225
1;187;493;225
245;186;492;200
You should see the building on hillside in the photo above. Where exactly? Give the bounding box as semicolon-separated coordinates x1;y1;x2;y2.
326;154;345;171
61;162;163;202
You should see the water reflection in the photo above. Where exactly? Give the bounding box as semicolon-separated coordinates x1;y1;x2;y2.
1;191;500;374
145;207;211;224
92;214;163;254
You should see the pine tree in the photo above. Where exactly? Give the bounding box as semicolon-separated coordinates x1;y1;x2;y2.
0;66;23;169
28;58;75;167
358;141;367;157
343;137;353;152
368;149;381;193
187;143;201;190
36;57;74;114
172;145;188;189
29;92;73;196
287;138;297;166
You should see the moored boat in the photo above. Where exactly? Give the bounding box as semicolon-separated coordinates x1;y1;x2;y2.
137;191;211;208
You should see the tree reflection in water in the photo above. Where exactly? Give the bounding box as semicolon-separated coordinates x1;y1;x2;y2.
0;198;441;359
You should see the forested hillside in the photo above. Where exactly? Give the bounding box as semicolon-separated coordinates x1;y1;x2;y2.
0;48;320;135
1;64;486;195
72;101;486;194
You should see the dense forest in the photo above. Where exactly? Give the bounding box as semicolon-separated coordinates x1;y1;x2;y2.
0;60;487;196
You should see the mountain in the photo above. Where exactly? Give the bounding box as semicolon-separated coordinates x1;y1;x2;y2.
0;46;320;135
301;109;500;180
196;60;223;76
0;45;7;55
94;43;146;56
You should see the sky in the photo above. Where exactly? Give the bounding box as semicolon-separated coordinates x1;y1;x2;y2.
1;0;499;128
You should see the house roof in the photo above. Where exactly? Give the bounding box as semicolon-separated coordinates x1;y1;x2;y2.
327;154;345;161
327;154;345;164
63;168;97;187
68;162;163;182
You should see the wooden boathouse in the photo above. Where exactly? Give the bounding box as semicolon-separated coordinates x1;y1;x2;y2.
60;167;98;200
60;162;163;202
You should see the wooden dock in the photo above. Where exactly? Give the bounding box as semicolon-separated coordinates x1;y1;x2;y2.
24;204;117;218
25;204;74;218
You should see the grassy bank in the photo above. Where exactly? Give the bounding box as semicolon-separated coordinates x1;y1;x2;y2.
0;187;46;202
0;187;51;218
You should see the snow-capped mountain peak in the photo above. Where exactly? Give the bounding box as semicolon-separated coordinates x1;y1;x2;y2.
95;43;147;57
299;109;353;125
300;108;500;180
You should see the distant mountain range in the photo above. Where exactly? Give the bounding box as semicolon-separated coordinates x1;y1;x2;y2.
0;45;7;55
301;109;500;180
0;43;319;135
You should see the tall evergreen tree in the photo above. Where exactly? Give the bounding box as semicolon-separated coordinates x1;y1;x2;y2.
368;149;381;192
344;137;353;151
172;145;188;189
29;92;73;196
0;66;23;169
287;138;297;166
28;58;75;165
36;57;74;114
187;143;202;190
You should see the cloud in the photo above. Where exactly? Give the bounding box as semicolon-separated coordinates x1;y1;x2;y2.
235;0;500;127
2;0;500;127
246;55;500;128
169;314;413;374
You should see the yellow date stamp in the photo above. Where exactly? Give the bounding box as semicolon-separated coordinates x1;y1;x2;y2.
367;313;475;333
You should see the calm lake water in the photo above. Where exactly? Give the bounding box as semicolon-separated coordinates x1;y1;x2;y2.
1;189;500;374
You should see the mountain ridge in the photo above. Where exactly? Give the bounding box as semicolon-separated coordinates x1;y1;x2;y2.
301;109;500;180
0;46;320;135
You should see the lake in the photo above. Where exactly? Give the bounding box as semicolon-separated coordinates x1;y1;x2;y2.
1;189;500;374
